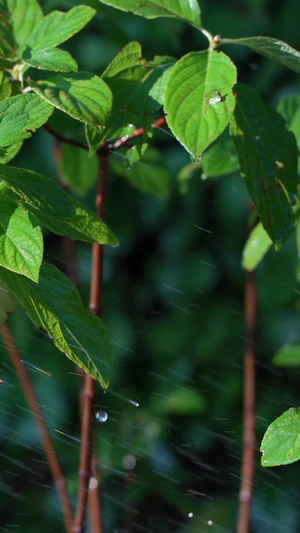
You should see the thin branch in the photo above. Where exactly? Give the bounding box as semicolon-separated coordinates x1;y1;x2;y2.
73;153;107;533
44;116;167;154
44;124;89;151
0;323;73;533
88;452;102;533
237;269;256;533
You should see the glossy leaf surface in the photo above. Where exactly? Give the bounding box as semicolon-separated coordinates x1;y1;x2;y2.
164;50;237;160
261;408;300;466
0;197;43;281
97;0;201;27
0;262;113;387
28;196;119;245
223;36;300;73
242;222;272;271
230;84;298;248
22;5;95;71
0;164;75;219
0;93;53;146
0;0;43;61
97;43;174;146
30;72;112;126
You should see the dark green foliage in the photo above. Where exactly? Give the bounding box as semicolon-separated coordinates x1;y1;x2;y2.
1;0;300;531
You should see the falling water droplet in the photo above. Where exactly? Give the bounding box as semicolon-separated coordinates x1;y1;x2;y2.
112;243;119;248
188;512;193;518
95;410;108;423
208;520;213;526
122;454;136;470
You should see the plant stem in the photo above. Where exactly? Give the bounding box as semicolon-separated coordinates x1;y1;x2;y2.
44;116;166;153
88;452;102;533
73;153;108;533
0;323;73;533
237;270;256;533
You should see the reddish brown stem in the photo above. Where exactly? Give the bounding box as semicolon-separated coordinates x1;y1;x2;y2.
88;452;102;533
237;270;256;533
73;153;107;533
0;323;73;533
44;116;166;153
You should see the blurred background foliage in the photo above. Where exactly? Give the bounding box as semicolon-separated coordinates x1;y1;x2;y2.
1;0;300;531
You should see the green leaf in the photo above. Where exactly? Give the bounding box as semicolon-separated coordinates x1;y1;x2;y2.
28;195;119;245
112;146;170;197
97;0;201;27
30;72;112;126
277;94;300;152
102;41;145;78
100;43;173;144
272;343;300;367
0;0;18;66
261;407;300;466
242;222;272;271
0;0;43;59
21;5;95;72
202;139;240;178
222;36;300;74
164;50;237;160
0;197;43;281
297;216;300;258
0;262;113;387
85;124;104;157
0;282;18;327
23;47;78;72
126;143;148;166
151;387;205;415
60;143;98;196
0;93;53;147
0;164;75;220
0;142;23;164
0;72;12;102
230;84;298;249
26;5;95;50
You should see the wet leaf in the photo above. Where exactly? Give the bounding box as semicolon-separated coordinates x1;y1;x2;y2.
164;50;237;160
0;262;113;388
261;408;300;466
97;0;201;27
0;197;43;281
242;222;272;271
273;344;300;367
0;93;53;147
230;83;298;249
223;36;300;73
30;72;112;126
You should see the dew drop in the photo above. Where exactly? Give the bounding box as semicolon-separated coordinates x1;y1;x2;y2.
188;512;193;518
95;410;108;423
208;520;214;526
